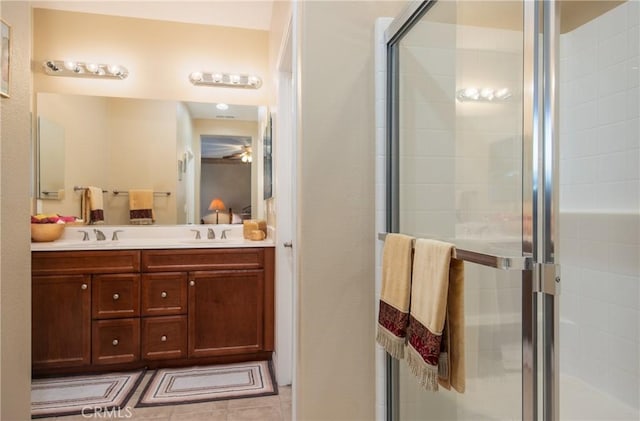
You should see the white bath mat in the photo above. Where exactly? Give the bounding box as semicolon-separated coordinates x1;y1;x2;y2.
136;361;277;407
31;370;144;418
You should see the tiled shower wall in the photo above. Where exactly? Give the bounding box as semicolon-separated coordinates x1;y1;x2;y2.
559;1;640;410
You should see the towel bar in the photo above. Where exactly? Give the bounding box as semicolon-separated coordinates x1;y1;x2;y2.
73;186;107;193
377;232;532;271
112;190;171;197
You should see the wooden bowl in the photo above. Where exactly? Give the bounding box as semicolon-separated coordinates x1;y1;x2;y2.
31;223;65;242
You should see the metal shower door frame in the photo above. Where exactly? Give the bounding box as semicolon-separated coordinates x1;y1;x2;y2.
384;1;560;420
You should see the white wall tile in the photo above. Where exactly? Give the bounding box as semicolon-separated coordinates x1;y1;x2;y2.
597;3;628;40
629;0;640;29
598;32;628;69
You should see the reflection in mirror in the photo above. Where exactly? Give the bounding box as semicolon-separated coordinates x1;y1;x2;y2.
36;92;263;225
37;117;66;200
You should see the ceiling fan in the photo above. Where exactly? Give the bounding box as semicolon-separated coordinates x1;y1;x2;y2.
222;145;253;162
201;135;252;161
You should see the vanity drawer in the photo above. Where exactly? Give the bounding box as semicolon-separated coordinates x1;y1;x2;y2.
141;248;264;272
92;318;140;365
32;250;141;276
141;315;187;360
92;274;140;319
141;273;187;316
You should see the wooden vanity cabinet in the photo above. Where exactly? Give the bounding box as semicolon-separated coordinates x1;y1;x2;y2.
32;247;274;376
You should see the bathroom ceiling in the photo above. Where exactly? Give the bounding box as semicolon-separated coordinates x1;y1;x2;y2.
30;0;274;30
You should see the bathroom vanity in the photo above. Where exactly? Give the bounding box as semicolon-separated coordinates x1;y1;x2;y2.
31;226;274;376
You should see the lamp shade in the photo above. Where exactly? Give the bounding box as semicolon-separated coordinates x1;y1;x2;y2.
208;198;226;211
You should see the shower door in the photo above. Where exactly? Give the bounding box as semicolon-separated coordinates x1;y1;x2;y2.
385;0;559;419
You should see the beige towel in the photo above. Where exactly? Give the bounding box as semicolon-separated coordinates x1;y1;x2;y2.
129;189;154;225
82;186;104;224
406;239;464;392
438;258;465;393
376;233;414;360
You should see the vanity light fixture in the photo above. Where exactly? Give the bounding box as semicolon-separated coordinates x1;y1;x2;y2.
216;103;229;111
189;71;262;89
43;60;129;79
456;87;512;102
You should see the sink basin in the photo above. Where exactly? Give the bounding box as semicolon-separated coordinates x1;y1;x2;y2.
179;239;235;244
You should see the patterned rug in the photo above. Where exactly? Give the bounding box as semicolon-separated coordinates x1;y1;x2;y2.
31;370;145;418
136;361;278;407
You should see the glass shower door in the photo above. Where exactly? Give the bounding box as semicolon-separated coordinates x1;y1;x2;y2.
386;1;533;419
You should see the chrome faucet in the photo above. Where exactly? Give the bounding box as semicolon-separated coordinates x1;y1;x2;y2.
78;230;89;241
207;228;216;239
221;229;232;240
190;229;201;240
94;229;106;241
112;230;124;241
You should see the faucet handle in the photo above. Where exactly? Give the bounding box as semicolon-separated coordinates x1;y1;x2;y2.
78;230;89;241
190;229;201;240
221;229;232;240
112;230;124;241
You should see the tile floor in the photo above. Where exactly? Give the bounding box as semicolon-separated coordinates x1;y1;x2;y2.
37;371;292;421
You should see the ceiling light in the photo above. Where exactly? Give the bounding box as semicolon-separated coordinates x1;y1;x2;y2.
216;103;229;111
43;60;129;79
188;72;262;89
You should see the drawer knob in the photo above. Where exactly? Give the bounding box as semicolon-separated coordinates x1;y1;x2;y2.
81;283;88;290
112;339;119;346
189;280;195;286
161;291;168;298
113;293;120;300
161;335;167;342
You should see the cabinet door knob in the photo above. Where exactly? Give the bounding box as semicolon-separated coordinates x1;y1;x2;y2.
81;283;88;290
112;339;119;346
189;280;195;286
112;293;120;300
161;335;167;342
161;291;168;298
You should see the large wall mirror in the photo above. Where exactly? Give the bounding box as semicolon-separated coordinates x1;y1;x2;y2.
36;92;265;226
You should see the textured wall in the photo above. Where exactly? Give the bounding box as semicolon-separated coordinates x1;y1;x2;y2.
0;1;32;419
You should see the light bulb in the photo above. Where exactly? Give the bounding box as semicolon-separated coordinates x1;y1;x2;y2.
230;74;240;84
464;87;479;100
495;88;511;99
189;72;203;83
64;61;77;71
213;73;223;82
108;64;122;76
480;88;494;100
85;63;99;73
248;76;259;86
241;155;248;163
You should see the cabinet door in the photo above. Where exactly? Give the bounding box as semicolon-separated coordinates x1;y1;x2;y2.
188;270;264;358
32;275;91;369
